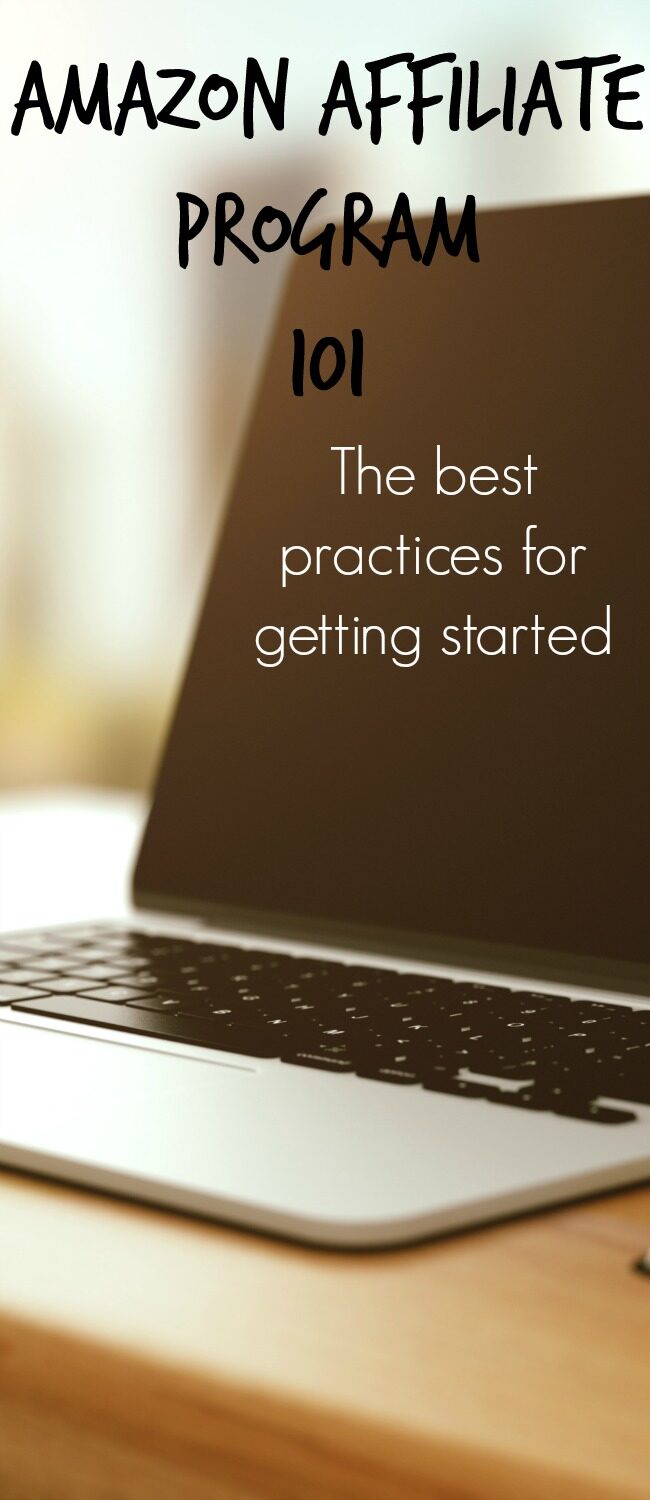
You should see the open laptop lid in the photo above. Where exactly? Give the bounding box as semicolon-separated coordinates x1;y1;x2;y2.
134;196;650;994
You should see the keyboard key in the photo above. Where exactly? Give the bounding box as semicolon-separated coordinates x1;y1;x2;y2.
78;984;151;1003
422;1069;505;1101
515;1085;637;1124
11;995;279;1056
0;966;57;985
15;956;76;973
0;983;47;1005
117;972;160;989
282;1049;354;1073
356;1056;419;1084
68;963;134;982
24;972;94;996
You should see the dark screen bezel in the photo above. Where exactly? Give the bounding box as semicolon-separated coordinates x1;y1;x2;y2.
133;881;650;997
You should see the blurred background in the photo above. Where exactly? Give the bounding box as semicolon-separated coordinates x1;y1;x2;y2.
1;0;648;793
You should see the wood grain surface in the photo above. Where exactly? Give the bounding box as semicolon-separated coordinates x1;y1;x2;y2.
1;1170;649;1499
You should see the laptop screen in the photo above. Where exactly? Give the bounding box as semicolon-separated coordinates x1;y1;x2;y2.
134;196;649;990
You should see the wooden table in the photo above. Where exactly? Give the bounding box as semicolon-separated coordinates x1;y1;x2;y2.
1;795;649;1499
2;1173;649;1500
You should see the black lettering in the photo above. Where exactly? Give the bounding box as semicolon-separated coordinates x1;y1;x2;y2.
292;328;306;396
407;54;455;144
467;59;500;129
198;74;238;122
342;193;381;265
177;192;210;268
242;57;288;138
319;60;362;135
379;193;422;267
365;53;413;144
519;61;562;134
310;336;346;390
350;328;364;396
252;205;291;253
291;188;334;269
293;330;363;396
555;54;619;130
11;60;54;135
115;60;158;135
421;195;479;265
214;193;258;264
156;69;198;129
603;62;644;128
449;65;462;131
502;65;516;131
54;63;111;133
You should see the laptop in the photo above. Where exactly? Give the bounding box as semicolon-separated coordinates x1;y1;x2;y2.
1;195;648;1248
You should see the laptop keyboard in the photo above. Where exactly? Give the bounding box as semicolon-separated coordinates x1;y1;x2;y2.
2;924;649;1126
